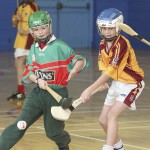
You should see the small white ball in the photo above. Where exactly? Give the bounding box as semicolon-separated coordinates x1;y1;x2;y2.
17;121;27;130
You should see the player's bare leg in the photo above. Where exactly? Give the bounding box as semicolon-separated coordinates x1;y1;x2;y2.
106;101;127;144
15;56;27;108
99;105;120;141
99;102;126;150
15;56;27;86
7;56;27;108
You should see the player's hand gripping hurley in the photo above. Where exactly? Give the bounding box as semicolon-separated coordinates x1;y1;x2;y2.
51;83;109;121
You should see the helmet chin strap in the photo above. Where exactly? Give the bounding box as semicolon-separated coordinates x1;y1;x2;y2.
101;35;118;42
98;28;119;42
35;34;52;43
105;36;118;42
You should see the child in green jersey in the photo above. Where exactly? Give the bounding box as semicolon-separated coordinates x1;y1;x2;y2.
0;11;88;150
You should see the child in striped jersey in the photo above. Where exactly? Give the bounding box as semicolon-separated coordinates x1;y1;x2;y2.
7;0;39;104
81;8;145;150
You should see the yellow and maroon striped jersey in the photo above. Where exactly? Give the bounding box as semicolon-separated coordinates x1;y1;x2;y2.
12;2;39;49
98;35;144;84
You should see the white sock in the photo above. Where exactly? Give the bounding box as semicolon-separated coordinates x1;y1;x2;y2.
102;144;113;150
114;139;124;150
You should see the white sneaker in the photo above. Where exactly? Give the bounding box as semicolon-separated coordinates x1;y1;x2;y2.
102;145;114;150
114;145;124;150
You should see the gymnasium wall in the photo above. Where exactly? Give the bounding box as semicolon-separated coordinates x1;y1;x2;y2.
0;1;17;51
0;0;150;51
93;0;150;50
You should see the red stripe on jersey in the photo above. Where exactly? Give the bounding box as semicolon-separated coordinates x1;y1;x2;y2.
124;67;143;83
46;67;68;86
124;87;139;107
23;55;75;86
110;36;127;65
23;64;35;76
32;55;75;69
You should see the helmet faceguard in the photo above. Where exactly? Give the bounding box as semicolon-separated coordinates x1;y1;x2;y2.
96;8;124;41
28;11;52;43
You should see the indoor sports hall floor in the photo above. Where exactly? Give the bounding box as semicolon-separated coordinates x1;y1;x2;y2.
0;49;150;150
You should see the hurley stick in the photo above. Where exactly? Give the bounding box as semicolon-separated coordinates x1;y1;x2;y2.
16;0;19;8
51;83;109;121
45;86;72;109
118;22;150;46
45;86;62;103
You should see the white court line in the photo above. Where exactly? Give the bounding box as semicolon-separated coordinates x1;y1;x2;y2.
0;126;44;130
66;120;150;126
1;120;150;131
70;133;150;150
35;125;150;149
35;125;150;132
67;125;150;132
71;108;150;114
1;120;150;129
0;126;150;150
0;109;149;119
0;106;150;116
76;106;150;110
0;108;149;117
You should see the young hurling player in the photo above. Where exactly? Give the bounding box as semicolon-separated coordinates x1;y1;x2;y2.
0;11;88;150
7;0;39;103
81;8;145;150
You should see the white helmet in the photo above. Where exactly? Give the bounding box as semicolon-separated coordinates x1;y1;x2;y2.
96;8;124;41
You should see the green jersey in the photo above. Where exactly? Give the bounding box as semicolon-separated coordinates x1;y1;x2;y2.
22;35;88;89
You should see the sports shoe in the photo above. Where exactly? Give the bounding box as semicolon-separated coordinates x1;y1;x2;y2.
114;145;124;150
7;91;26;101
58;146;69;150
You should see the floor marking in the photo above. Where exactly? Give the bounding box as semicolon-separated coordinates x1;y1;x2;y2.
70;133;150;150
68;125;150;132
66;120;150;126
1;130;149;149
